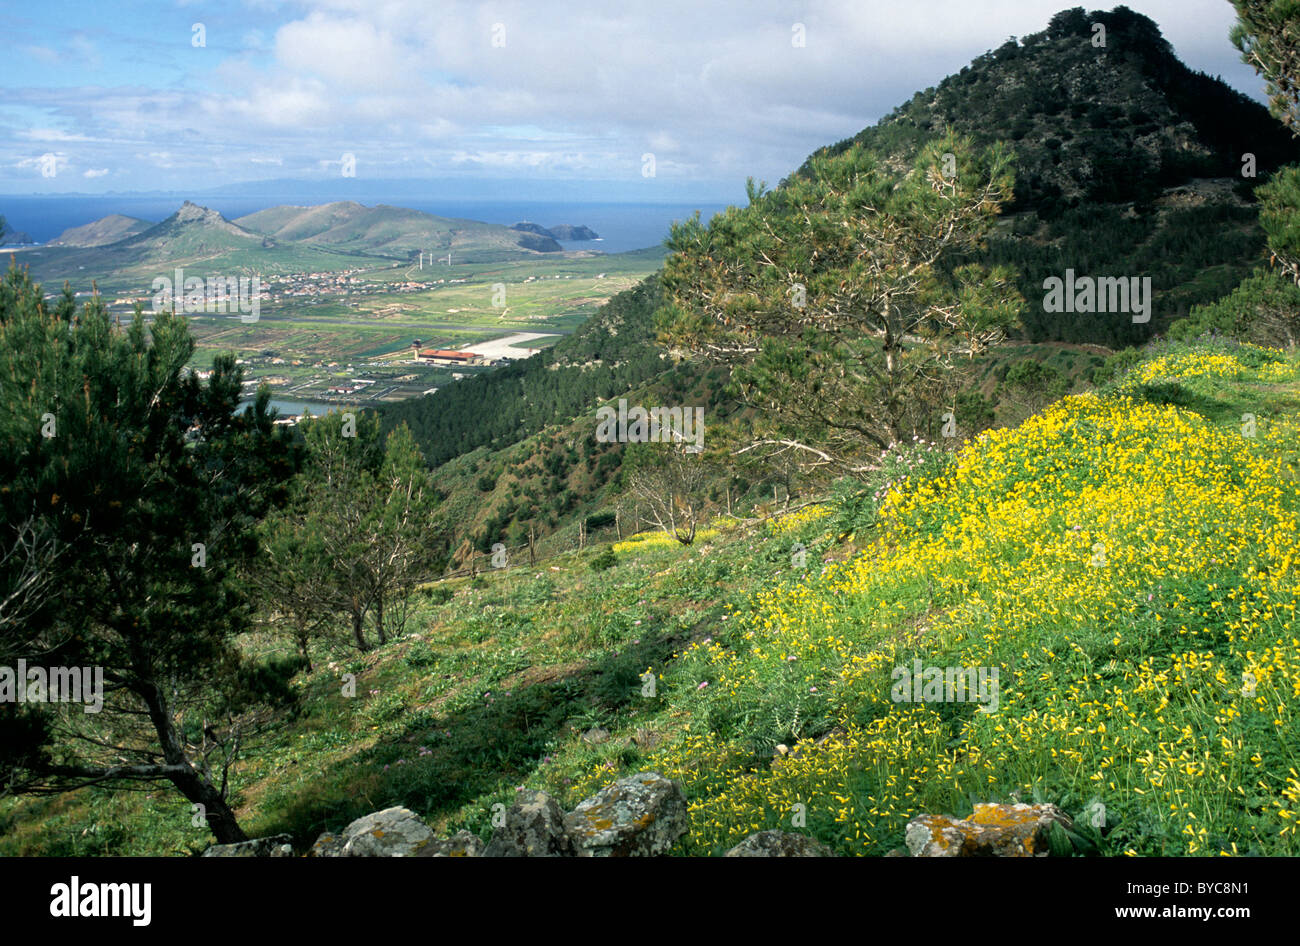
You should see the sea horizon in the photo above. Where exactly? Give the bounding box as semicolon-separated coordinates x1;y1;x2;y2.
0;195;735;255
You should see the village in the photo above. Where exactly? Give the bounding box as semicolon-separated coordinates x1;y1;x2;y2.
206;329;559;425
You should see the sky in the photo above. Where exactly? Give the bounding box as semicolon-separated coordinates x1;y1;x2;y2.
0;0;1273;202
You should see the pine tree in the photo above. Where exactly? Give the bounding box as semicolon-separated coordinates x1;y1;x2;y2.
256;411;440;654
1231;0;1300;135
657;133;1022;473
1232;2;1300;284
0;262;299;844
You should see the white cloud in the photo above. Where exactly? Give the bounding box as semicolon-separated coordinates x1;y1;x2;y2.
16;129;95;143
82;168;109;178
0;0;1268;193
273;12;418;91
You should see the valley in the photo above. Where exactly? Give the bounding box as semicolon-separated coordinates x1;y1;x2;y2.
185;250;662;413
7;203;665;416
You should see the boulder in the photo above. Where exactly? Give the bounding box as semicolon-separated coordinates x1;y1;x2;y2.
418;829;485;857
905;803;1073;857
483;790;573;857
338;806;438;857
724;830;834;857
307;832;346;857
202;833;294;857
563;771;687;857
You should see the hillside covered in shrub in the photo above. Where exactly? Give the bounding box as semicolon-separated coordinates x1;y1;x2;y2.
6;337;1299;856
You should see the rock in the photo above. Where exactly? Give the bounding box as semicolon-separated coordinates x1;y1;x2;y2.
417;829;485;857
724;830;834;857
564;771;688;857
581;727;610;745
307;832;346;857
905;803;1073;857
338;806;438;857
202;833;294;857
483;790;573;857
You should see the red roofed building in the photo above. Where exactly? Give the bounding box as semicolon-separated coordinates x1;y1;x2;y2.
411;341;484;366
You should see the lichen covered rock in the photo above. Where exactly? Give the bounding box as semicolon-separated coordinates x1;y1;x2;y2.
202;833;294;857
307;832;345;857
563;771;687;857
905;803;1073;857
338;806;438;857
724;830;834;857
483;790;572;857
418;829;485;857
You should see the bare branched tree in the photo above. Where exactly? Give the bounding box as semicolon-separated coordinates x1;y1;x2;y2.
625;442;710;545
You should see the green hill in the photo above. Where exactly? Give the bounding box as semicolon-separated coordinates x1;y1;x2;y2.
48;213;152;247
115;200;267;259
384;6;1300;485
800;6;1300;345
235;201;563;257
16;201;377;294
18;200;575;297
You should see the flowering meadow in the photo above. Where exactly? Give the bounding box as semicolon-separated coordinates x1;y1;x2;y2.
561;341;1300;855
612;526;723;554
10;339;1298;858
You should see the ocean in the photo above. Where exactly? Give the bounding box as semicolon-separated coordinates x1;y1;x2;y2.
0;196;734;255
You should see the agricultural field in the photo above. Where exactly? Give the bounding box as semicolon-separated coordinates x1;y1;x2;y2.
45;246;664;411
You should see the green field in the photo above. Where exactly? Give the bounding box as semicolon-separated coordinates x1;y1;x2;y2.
18;243;664;409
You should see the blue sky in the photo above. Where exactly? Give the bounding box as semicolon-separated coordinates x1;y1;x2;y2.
0;0;1274;200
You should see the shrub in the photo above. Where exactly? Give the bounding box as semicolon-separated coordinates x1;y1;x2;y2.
404;642;439;668
423;585;454;604
589;546;618;572
585;511;617;531
361;692;407;726
1092;347;1142;386
1169;268;1300;346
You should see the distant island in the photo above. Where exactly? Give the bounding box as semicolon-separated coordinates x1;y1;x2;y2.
17;200;576;286
49;213;151;247
511;221;599;242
